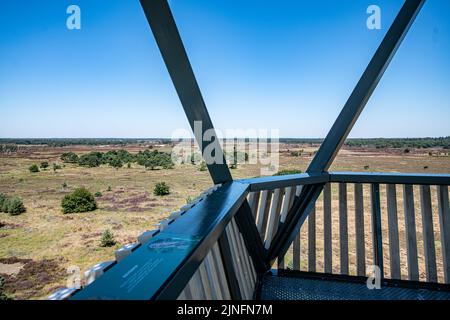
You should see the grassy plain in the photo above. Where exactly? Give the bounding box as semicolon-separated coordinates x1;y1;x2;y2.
0;143;449;299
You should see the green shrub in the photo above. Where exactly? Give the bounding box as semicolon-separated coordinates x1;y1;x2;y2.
94;191;103;198
29;164;39;173
4;197;26;216
199;161;207;171
154;182;170;196
109;157;123;169
78;153;102;168
0;193;6;212
61;187;97;214
60;152;79;163
274;169;302;176
40;161;49;169
0;276;11;300
62;182;68;189
53;163;62;172
100;229;116;247
107;186;112;192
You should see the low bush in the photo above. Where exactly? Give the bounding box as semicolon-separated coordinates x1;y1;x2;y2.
40;161;49;169
154;182;170;196
60;152;79;163
94;191;102;198
100;229;116;247
53;163;62;172
61;187;97;214
3;197;26;216
29;164;39;173
274;169;302;176
0;193;6;211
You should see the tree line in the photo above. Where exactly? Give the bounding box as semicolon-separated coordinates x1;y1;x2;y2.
60;149;174;169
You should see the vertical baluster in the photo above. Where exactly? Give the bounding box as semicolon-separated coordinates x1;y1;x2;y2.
419;185;438;283
225;225;249;299
339;183;349;275
256;190;272;240
264;188;283;249
293;233;301;271
403;184;419;281
371;183;384;278
323;183;332;274
308;206;316;272
211;243;231;299
248;192;260;219
386;184;401;279
354;183;366;277
198;262;213;299
437;185;450;283
278;186;296;269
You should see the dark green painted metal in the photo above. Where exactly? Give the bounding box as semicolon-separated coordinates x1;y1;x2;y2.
330;171;450;185
139;0;232;184
236;172;328;192
371;183;384;278
71;182;249;300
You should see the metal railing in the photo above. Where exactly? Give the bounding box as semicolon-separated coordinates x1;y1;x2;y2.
248;172;450;284
51;171;447;300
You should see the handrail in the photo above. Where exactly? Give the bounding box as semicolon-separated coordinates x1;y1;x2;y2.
71;182;249;300
236;173;329;192
329;172;450;185
238;171;450;192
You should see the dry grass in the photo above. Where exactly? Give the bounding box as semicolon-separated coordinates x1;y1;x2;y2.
0;144;449;299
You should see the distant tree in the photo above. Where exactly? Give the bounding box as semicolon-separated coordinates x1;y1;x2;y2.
40;161;49;169
199;161;207;172
60;152;79;164
0;193;7;212
78;152;101;167
100;229;116;247
154;182;170;196
3;197;26;216
29;164;39;173
109;157;123;169
61;187;97;214
53;163;62;172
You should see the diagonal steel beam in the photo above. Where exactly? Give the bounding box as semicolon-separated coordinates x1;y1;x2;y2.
267;0;426;263
140;0;232;184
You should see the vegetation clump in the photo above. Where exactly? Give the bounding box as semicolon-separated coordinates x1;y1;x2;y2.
274;169;303;176
60;152;79;163
154;182;170;196
94;191;103;198
0;193;26;216
29;164;39;173
100;229;116;247
61;187;97;214
40;161;49;169
0;276;11;300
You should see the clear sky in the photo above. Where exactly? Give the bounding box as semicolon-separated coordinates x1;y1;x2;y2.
0;0;449;138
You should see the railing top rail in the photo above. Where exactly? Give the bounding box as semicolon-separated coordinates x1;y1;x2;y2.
329;171;450;185
237;171;450;192
71;181;250;300
236;173;329;192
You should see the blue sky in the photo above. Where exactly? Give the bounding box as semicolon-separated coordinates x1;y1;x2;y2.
0;0;449;138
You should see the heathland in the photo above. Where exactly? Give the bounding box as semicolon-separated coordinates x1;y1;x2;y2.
0;139;449;299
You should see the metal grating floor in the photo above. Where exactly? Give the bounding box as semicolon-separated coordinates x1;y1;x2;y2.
259;274;450;300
